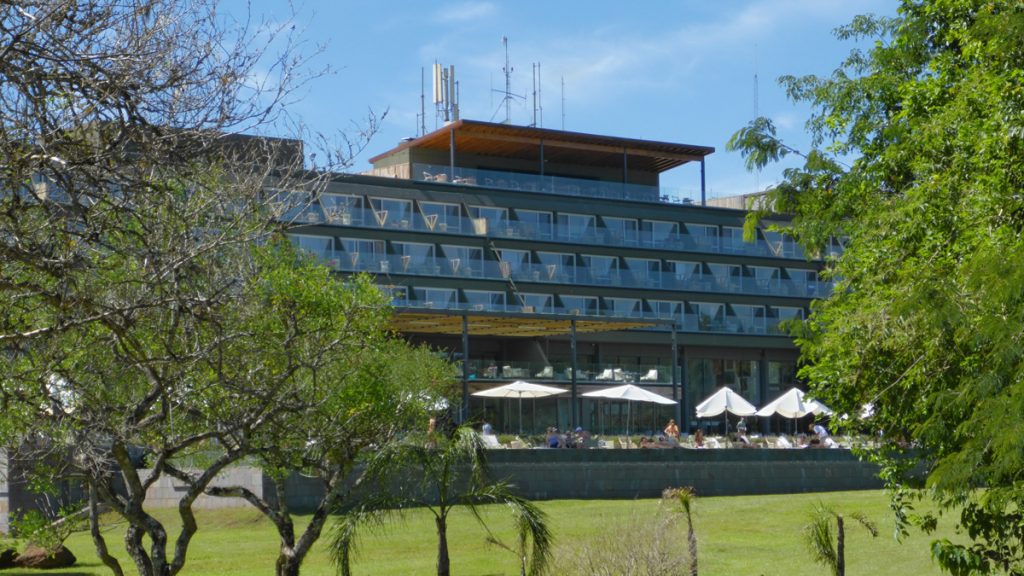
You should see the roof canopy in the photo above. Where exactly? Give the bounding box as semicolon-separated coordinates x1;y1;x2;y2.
391;309;661;338
369;119;714;174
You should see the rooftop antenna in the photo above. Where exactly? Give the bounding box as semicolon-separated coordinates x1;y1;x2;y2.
432;61;459;125
503;37;512;123
560;75;566;130
419;67;427;136
531;62;544;128
490;37;524;124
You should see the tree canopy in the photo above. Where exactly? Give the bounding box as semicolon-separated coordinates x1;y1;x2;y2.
729;1;1024;573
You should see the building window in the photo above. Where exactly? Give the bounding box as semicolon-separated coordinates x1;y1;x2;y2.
556;213;596;242
339;237;385;269
498;249;531;279
729;304;765;334
764;230;799;258
625;257;661;285
604;216;639;245
420;201;461;232
687;223;719;250
288;234;333;265
393;241;436;273
690;302;724;332
604;297;641;318
560;295;598;316
647;300;681;320
721;226;745;253
468;205;508;233
768;306;805;334
536;251;575;282
411;288;456;309
321;193;363;225
515;209;553;239
581;254;618;284
641;220;679;247
464;290;506;312
519;293;553;313
369;197;413;228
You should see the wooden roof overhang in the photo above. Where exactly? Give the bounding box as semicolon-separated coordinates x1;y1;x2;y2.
369;119;714;174
391;309;665;338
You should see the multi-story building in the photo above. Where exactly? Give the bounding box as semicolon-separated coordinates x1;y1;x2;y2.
281;119;834;436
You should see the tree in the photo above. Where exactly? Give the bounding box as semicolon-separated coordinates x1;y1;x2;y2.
196;255;455;576
727;1;1024;572
804;502;877;576
331;426;552;576
0;2;383;575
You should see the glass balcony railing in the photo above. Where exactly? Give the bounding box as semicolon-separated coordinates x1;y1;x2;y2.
288;205;809;261
295;244;831;300
463;360;678;384
390;295;792;336
413;163;695;204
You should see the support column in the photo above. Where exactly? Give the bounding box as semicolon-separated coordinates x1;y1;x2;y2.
671;324;681;426
449;126;456;179
681;346;690;433
570;319;578;431
700;158;707;206
759;350;770;434
461;314;470;424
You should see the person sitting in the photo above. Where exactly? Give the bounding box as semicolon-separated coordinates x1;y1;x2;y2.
573;426;591;448
663;419;680;440
546;427;563;448
482;421;494;436
693;428;705;448
639;436;654;449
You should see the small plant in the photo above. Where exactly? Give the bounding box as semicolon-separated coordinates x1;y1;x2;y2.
804;502;877;576
663;486;699;576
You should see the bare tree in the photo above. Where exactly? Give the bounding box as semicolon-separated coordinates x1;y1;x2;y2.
0;2;385;575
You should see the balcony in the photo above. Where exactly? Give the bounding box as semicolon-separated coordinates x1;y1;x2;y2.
414;163;689;204
288;205;809;261
298;245;832;300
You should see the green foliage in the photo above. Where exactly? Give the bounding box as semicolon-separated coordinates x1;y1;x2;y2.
728;1;1024;573
331;426;551;576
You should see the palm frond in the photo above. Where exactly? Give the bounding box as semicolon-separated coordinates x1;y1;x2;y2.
804;503;838;576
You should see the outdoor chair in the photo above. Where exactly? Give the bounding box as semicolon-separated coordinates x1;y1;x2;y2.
617;436;635;449
612;368;626;381
639;369;659;382
775;435;793;449
595;368;615;381
598;439;615;449
535;366;554;379
509;438;529;449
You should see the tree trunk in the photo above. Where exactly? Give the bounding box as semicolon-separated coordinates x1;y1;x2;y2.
276;548;300;576
836;515;845;576
436;515;450;576
687;513;698;576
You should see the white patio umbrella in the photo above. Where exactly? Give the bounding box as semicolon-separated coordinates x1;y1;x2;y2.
472;381;567;435
756;387;833;433
695;386;757;434
582;384;676;437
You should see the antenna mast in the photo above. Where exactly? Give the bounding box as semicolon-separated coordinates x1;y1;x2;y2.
503;36;513;123
432;61;459;125
561;75;566;130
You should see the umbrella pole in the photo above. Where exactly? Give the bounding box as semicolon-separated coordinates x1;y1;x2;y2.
518;393;523;436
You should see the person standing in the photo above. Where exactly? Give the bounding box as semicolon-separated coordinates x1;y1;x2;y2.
809;421;829;440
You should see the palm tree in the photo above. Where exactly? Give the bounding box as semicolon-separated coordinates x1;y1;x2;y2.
804;502;878;576
663;486;699;576
331;426;551;576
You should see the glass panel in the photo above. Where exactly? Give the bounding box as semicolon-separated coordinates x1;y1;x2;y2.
605;297;641;318
519;293;553;313
729;304;765;334
321;193;363;225
694;302;724;331
464;290;506;311
648;300;681;319
468;206;508;231
560;295;599;315
722;226;745;253
556;213;596;241
338;237;385;269
420;201;461;232
288;234;332;261
641;220;679;246
625;258;660;283
687;223;719;250
393;241;435;272
515;209;553;238
537;251;575;282
411;288;456;309
581;254;617;283
368;197;413;228
604;216;639;244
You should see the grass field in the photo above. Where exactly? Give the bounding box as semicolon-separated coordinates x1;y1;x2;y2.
3;490;957;575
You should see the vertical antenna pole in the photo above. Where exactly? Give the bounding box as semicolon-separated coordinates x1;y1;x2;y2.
502;36;512;124
420;67;426;136
538;62;543;128
561;76;566;130
531;63;537;127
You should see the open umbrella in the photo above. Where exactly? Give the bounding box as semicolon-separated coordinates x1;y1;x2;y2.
695;386;757;434
756;387;833;434
582;384;676;438
472;381;567;435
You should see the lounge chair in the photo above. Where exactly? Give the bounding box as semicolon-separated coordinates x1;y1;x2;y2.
639;369;659;382
535;366;554;379
595;368;615;380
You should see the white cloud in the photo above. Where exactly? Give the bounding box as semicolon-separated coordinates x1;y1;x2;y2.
434;2;496;24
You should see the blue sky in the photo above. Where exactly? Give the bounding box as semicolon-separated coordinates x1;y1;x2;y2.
228;0;896;199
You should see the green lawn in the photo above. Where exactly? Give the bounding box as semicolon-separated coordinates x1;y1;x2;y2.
5;490;958;575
